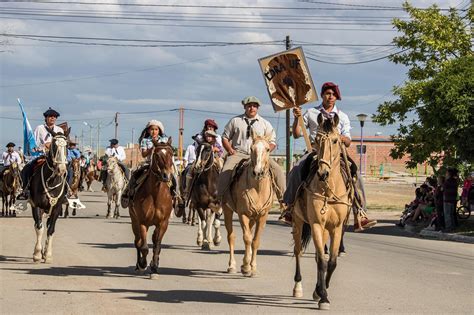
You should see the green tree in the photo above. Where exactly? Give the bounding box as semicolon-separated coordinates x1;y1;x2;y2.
373;2;473;170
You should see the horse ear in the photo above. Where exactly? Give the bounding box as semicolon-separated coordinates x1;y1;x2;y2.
332;113;339;127
317;113;324;126
264;130;273;142
167;137;172;145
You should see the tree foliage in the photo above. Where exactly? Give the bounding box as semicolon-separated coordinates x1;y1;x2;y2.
373;2;473;170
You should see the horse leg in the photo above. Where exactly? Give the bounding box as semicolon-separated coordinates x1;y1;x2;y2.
135;224;149;273
64;204;69;218
223;204;236;273
11;194;17;217
213;211;222;246
1;195;4;216
32;207;44;263
150;220;170;280
192;209;197;226
106;194;112;218
196;211;204;247
292;216;305;298
203;208;215;250
43;206;61;263
326;226;342;289
249;212;269;277
239;214;253;277
311;223;330;310
114;193;121;219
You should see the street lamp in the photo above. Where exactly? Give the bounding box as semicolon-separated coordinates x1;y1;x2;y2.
83;121;93;152
356;113;368;176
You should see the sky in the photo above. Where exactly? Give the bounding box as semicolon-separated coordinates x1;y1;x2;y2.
0;0;468;155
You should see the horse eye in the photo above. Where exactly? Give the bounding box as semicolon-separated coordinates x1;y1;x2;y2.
333;139;338;144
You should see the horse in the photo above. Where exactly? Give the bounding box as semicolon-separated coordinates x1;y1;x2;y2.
82;159;97;192
291;113;352;310
189;142;222;250
1;162;21;217
179;170;197;225
105;156;126;219
129;138;174;279
223;132;274;277
63;158;81;218
29;128;69;263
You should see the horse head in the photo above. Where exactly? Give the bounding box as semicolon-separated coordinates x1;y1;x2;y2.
46;126;68;176
194;142;213;173
250;130;271;180
107;156;119;174
151;137;174;182
315;113;341;182
9;161;20;179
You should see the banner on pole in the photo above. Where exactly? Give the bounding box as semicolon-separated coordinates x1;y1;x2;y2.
17;98;40;157
258;47;317;112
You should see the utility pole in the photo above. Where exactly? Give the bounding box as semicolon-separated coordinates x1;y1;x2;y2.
285;35;292;183
114;112;119;139
131;128;135;168
80;129;84;152
96;120;101;158
178;107;184;171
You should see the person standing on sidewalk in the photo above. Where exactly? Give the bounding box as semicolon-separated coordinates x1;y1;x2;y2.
443;167;459;232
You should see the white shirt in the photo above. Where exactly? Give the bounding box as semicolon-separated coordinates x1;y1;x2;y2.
34;124;65;153
105;146;126;161
303;104;351;143
184;144;196;166
222;114;276;155
2;151;22;166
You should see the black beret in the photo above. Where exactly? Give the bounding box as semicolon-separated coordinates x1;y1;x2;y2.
109;139;119;145
6;142;15;148
43;107;60;118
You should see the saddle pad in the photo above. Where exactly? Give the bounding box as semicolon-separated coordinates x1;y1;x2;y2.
229;158;250;189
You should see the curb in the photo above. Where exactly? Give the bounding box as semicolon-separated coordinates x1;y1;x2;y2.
419;229;474;244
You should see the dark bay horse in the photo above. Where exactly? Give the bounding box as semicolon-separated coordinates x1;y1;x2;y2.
82;159;97;192
29;128;69;263
190;142;222;250
129;138;174;279
63;158;81;218
292;113;352;310
1;162;21;217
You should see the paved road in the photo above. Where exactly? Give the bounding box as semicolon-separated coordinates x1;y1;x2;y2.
1;186;473;314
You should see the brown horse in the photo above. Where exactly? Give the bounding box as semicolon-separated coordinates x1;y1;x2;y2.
1;162;21;217
292;113;352;310
82;159;97;192
223;133;274;277
29;128;69;263
129;138;174;279
178;169;196;225
190;142;222;250
63;158;81;218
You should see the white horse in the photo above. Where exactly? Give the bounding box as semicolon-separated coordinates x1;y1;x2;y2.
106;157;126;219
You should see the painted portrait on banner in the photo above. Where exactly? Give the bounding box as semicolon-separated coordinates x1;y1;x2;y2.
258;47;317;112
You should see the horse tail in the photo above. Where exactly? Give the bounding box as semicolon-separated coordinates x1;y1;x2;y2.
301;222;312;251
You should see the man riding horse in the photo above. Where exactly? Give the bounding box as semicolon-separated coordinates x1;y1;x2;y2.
281;82;377;232
217;96;285;206
18;107;64;199
1;142;22;180
66;141;81;189
100;139;130;192
121;120;182;208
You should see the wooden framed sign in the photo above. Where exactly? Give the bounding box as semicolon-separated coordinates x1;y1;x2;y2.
258;47;317;112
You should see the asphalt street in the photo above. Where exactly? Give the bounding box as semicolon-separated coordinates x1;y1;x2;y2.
1;184;473;314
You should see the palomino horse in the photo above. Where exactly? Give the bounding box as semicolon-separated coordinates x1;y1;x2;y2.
223;132;274;277
82;159;97;192
1;162;21;217
292;113;352;310
63;158;81;218
105;156;126;219
190;142;222;250
129;138;174;279
30;128;69;263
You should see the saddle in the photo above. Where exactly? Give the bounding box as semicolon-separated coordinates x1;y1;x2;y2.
33;157;46;172
229;158;251;189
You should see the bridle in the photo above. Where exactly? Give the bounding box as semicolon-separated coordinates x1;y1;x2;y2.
150;143;174;182
194;143;215;174
250;137;271;180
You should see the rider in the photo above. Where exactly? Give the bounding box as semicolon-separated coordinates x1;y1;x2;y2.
194;119;223;148
0;142;22;180
18;107;64;199
66;141;81;187
122;120;181;207
101;139;130;191
217;96;286;205
203;130;224;159
281;82;377;232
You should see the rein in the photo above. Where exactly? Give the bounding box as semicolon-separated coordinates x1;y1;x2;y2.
149;145;173;183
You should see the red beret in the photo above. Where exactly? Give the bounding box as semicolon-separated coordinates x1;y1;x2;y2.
321;82;341;100
204;119;218;130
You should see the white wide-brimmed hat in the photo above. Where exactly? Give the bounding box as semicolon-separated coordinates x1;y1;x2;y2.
146;120;164;133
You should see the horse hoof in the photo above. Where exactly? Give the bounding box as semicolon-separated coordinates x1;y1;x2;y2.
11;212;16;217
106;215;112;219
213;240;221;247
250;270;259;278
227;267;237;274
319;302;330;310
44;257;53;264
201;242;211;250
135;268;146;275
33;256;42;263
293;282;303;297
241;266;252;277
312;291;321;302
197;240;203;246
149;273;159;280
72;209;76;216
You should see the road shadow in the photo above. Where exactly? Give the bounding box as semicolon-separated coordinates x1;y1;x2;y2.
192;248;292;257
80;242;196;251
103;288;316;310
0;255;32;264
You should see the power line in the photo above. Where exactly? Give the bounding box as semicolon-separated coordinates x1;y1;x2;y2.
305;48;409;65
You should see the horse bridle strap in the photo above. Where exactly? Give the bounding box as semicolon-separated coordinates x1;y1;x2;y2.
40;164;67;213
149;145;173;182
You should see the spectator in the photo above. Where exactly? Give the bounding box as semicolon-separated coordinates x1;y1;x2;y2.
434;175;445;231
443;167;459;232
461;172;473;206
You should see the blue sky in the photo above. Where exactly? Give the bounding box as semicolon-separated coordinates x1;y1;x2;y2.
0;0;466;154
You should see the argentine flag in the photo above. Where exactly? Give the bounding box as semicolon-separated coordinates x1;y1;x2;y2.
17;98;40;157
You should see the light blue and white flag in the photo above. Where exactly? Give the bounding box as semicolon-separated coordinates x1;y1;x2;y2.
17;98;40;157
